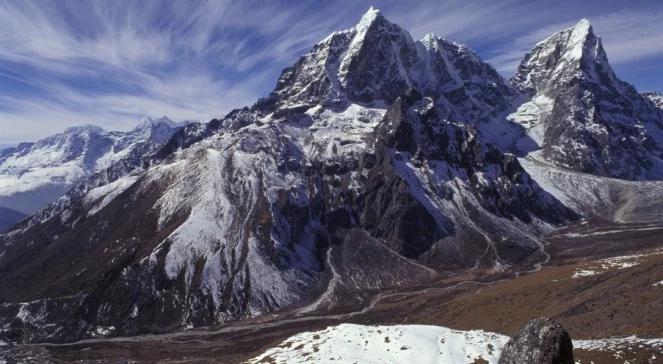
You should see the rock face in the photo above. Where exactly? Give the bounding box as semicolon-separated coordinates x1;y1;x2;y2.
498;317;574;364
510;19;663;180
0;117;182;215
256;7;516;123
643;92;663;110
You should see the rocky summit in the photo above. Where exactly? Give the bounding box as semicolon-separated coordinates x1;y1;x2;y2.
509;20;663;180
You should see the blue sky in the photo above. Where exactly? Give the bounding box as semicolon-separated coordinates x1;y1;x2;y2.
1;0;662;145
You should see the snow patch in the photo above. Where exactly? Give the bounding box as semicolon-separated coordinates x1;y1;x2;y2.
571;250;662;279
248;323;508;364
92;326;115;337
304;104;386;161
508;94;554;148
84;175;139;215
575;335;663;351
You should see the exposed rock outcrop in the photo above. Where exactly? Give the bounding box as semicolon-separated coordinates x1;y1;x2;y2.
498;317;574;364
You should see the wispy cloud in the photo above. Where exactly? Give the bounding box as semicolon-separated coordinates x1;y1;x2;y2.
0;0;661;144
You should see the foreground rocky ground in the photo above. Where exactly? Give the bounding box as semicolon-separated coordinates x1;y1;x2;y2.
2;220;661;363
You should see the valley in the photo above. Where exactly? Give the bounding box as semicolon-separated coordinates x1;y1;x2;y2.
4;220;662;363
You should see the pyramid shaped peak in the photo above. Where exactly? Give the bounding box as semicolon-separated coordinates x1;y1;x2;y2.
356;6;386;30
530;18;595;50
567;18;594;42
361;6;381;20
422;32;439;42
134;116;176;132
512;17;611;92
573;18;592;32
563;18;600;61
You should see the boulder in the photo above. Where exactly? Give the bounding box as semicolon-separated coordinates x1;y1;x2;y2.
498;317;574;364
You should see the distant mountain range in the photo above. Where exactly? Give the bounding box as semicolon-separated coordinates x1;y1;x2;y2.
0;117;183;215
0;7;662;345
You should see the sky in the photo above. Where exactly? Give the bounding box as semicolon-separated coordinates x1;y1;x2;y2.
1;0;662;146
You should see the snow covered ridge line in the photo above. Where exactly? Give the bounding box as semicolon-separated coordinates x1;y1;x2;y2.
257;5;516;123
0;116;185;216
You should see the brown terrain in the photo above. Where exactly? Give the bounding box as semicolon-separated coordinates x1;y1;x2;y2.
3;221;663;363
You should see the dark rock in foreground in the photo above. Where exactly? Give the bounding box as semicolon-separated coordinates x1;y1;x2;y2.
498;317;574;364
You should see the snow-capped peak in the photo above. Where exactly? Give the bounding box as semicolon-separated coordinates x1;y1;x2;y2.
357;6;382;29
512;18;611;93
0;117;181;215
63;124;106;135
131;116;180;144
573;18;592;33
531;18;592;52
134;116;176;131
564;18;594;61
421;32;439;48
259;6;513;118
510;17;663;180
338;6;411;81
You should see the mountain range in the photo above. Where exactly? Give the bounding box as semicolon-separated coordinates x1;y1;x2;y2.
0;7;661;348
0;117;183;228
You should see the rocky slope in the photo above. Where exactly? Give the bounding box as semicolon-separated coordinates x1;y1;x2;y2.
255;6;516;123
643;91;663;110
0;8;577;344
509;19;663;180
0;117;182;215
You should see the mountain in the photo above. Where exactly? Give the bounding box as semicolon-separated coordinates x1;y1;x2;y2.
0;8;577;344
0;205;25;233
256;7;516;123
508;19;663;180
0;117;182;215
